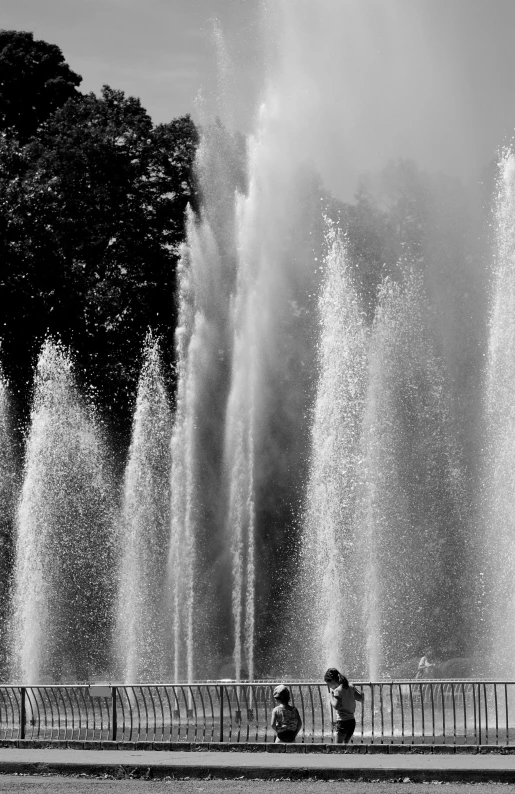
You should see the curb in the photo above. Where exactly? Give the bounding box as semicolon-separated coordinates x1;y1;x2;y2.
2;740;515;754
1;761;515;783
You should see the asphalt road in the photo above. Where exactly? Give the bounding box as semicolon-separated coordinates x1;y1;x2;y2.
1;777;515;793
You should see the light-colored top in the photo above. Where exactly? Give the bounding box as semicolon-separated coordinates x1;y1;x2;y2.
330;684;363;721
417;656;434;674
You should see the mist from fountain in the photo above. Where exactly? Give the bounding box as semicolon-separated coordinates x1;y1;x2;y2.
483;150;515;677
117;338;172;682
10;341;117;683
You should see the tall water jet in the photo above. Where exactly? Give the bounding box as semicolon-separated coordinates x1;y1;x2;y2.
483;150;515;677
224;207;257;681
358;269;466;677
0;369;19;679
117;338;172;682
11;341;116;683
224;95;324;677
168;238;198;684
168;120;243;681
225;358;256;682
300;221;368;676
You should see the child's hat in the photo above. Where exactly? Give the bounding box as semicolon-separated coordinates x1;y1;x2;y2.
273;684;289;699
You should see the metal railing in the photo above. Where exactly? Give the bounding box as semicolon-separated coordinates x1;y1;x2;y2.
1;681;514;744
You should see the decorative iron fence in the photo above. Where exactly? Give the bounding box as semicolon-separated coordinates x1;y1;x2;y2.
1;681;514;744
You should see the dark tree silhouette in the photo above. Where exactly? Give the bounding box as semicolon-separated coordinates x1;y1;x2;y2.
0;30;82;141
0;86;198;437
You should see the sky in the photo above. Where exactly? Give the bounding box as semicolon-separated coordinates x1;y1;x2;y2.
4;1;515;198
0;0;263;125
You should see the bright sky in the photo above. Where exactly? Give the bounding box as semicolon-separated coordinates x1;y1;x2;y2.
4;1;515;196
0;0;262;125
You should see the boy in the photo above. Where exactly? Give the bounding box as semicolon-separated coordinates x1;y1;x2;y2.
271;684;302;743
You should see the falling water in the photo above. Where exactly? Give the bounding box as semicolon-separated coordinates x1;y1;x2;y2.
0;369;18;678
483;150;515;677
11;341;116;683
301;221;368;675
0;370;17;529
117;338;172;682
357;269;466;677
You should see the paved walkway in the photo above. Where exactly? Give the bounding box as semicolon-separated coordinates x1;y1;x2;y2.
1;748;515;782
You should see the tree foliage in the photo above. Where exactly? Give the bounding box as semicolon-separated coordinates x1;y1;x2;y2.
0;30;82;142
0;84;198;435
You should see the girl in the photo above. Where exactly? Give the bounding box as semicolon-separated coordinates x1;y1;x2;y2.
324;667;364;744
271;684;302;742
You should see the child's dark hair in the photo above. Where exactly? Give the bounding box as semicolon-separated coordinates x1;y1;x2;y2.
324;668;349;688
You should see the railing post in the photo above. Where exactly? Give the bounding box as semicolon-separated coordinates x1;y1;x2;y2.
111;686;117;742
219;685;224;743
478;683;482;746
19;687;26;740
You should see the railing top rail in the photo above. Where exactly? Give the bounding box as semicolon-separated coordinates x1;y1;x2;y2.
1;679;514;688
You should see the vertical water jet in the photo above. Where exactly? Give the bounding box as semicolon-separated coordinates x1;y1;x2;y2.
0;369;18;679
223;83;325;677
225;255;257;681
11;341;116;683
117;338;172;682
358;269;466;677
483;150;515;677
167;115;254;681
300;221;369;676
168;236;200;684
168;139;238;680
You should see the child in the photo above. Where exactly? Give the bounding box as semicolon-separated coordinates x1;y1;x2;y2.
270;684;302;743
416;650;435;679
324;667;364;744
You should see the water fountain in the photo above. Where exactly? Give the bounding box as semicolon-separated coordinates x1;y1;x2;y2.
167;120;243;682
10;341;117;683
0;370;18;679
483;151;515;678
299;232;468;679
300;221;369;676
3;3;515;686
356;269;467;678
117;338;172;683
